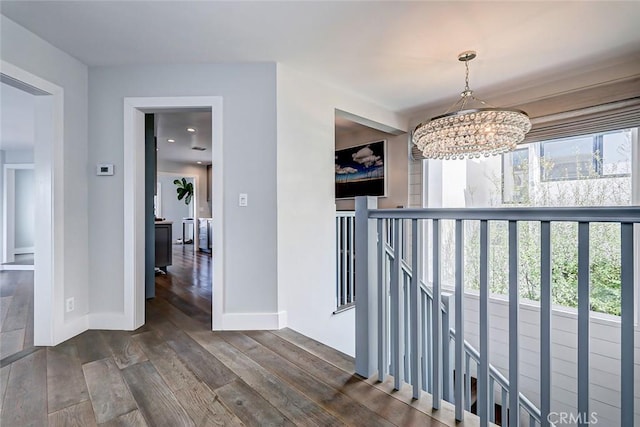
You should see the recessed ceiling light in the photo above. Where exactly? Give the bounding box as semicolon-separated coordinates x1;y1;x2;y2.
197;161;202;164
186;127;196;133
167;139;175;143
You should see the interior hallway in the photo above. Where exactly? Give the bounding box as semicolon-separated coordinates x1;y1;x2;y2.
0;246;455;427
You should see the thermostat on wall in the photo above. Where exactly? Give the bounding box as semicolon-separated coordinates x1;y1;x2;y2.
96;163;114;176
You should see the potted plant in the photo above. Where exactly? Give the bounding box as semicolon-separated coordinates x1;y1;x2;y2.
174;178;193;205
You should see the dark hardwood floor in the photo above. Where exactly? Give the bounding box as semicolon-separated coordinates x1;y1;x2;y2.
0;245;457;426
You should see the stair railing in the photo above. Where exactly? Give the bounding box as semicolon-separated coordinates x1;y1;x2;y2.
354;196;639;427
399;256;544;426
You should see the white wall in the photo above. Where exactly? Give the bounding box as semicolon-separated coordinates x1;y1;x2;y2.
335;128;408;210
157;159;211;218
3;149;33;163
88;63;278;318
14;168;34;249
276;63;407;356
1;16;89;324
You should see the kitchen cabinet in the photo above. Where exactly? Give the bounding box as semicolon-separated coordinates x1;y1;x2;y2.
155;221;173;271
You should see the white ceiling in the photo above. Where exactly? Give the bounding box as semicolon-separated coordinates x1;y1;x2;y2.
2;1;640;114
155;111;212;165
0;82;35;151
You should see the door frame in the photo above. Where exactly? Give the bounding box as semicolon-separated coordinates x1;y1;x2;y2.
1;60;64;345
123;96;223;330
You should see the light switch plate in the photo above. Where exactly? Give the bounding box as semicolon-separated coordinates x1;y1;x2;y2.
96;163;114;176
239;193;248;207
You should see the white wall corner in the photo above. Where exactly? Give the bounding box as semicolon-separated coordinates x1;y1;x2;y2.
220;311;288;331
89;312;135;330
57;314;89;344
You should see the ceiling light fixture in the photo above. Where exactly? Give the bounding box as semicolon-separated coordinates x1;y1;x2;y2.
167;139;175;143
186;127;196;133
412;51;531;160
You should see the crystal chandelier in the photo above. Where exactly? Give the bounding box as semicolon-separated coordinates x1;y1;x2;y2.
412;51;531;160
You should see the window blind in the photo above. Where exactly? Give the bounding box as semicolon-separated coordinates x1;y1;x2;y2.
522;97;640;144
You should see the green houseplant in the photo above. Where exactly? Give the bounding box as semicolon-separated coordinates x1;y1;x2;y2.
173;178;194;205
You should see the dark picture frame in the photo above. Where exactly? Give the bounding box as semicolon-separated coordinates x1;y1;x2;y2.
335;140;387;199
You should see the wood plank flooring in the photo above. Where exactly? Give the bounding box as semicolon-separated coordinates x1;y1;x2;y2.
0;245;465;426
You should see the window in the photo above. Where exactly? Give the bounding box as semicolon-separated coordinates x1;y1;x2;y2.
502;148;529;204
540;130;632;181
429;127;637;316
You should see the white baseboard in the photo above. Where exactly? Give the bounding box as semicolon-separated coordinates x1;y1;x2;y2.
89;312;134;330
14;247;34;255
218;310;288;331
53;315;89;345
0;264;34;271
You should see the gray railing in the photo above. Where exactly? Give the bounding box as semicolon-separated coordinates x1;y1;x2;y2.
335;211;355;312
354;196;639;427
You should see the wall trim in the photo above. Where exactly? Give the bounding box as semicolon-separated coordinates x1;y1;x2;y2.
219;311;288;330
89;312;132;330
0;264;34;271
59;315;89;343
14;247;35;255
123;96;224;331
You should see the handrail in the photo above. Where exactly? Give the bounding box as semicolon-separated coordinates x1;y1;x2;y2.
369;206;640;223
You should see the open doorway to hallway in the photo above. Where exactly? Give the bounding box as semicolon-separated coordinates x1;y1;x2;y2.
150;110;213;323
1;82;36;272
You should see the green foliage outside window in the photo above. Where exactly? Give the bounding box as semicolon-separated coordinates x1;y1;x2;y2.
454;132;632;316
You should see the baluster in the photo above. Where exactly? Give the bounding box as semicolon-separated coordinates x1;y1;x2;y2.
530;413;536;427
454;219;465;421
425;294;432;394
349;216;355;303
432;219;442;408
540;221;552;427
410;219;422;398
390;219;402;389
342;215;348;307
404;272;410;383
464;352;471;412
377;219;386;382
508;220;520;427
620;222;635;427
421;291;428;392
489;377;495;423
336;215;341;307
442;294;451;403
577;222;589;427
501;387;508;427
479;220;490;426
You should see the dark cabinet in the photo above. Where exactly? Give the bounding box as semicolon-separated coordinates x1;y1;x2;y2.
155;222;173;271
206;165;212;201
198;218;212;253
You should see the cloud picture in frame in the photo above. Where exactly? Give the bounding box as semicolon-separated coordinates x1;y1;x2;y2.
335;140;386;198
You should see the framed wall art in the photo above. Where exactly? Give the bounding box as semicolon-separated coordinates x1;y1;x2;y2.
335;140;386;199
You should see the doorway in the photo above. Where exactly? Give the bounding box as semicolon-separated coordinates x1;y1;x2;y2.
1;61;63;347
123;96;223;330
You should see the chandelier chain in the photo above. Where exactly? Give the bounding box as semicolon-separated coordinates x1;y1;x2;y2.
464;60;470;93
